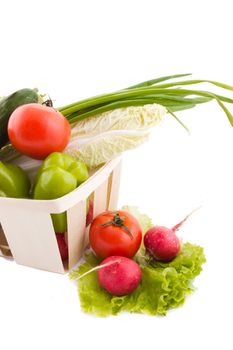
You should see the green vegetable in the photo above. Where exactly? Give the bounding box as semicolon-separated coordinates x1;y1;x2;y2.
70;243;206;317
70;207;206;317
0;88;39;148
66;104;166;168
33;152;89;232
59;73;233;127
0;160;30;198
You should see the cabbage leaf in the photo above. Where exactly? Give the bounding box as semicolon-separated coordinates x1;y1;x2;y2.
66;104;166;168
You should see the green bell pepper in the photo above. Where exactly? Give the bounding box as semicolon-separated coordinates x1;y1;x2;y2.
33;152;89;233
0;160;30;198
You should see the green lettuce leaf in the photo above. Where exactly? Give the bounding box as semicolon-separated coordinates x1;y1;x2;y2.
70;236;206;317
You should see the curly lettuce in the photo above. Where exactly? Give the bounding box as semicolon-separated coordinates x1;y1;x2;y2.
69;207;206;317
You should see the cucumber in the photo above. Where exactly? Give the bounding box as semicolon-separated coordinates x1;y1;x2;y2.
0;88;39;148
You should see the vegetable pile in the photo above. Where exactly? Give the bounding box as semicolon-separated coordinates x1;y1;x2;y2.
2;73;233;170
70;207;206;317
0;74;223;304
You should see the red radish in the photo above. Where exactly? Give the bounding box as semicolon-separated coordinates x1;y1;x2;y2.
56;233;68;260
144;226;180;262
144;208;200;262
98;256;141;296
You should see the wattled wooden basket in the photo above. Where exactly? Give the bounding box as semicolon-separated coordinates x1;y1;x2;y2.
0;157;122;273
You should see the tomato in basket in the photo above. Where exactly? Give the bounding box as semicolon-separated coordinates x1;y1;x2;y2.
8;103;71;159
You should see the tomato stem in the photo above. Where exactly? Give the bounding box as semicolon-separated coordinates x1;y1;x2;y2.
42;96;53;107
101;213;134;239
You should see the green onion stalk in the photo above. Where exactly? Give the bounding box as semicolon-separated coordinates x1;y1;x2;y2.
58;73;233;131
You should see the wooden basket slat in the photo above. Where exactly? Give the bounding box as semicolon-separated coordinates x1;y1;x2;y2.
108;159;122;210
0;208;64;273
93;179;109;218
67;200;87;270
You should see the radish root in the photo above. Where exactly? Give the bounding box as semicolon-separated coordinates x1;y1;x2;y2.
172;206;202;232
74;259;121;281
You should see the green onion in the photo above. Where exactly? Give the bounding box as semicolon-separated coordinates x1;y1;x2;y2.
58;74;233;127
125;73;192;89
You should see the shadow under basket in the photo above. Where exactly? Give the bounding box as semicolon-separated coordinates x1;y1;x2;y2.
0;157;122;274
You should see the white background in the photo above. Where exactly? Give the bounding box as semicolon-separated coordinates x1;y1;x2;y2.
1;0;233;349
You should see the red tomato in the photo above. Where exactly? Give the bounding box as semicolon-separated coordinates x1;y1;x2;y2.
89;210;142;259
8;103;71;159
